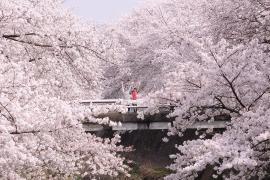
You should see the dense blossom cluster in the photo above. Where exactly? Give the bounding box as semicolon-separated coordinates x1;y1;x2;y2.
0;0;128;179
1;0;269;179
111;0;270;179
165;40;270;180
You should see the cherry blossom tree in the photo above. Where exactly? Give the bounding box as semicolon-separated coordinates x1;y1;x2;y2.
3;0;268;179
166;39;270;180
111;0;270;179
104;0;208;98
205;0;270;44
0;0;129;179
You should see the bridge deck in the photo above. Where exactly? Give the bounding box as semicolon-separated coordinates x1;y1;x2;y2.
81;99;229;132
83;121;227;132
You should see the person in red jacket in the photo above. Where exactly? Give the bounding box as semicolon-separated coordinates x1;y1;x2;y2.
130;88;138;112
131;88;138;100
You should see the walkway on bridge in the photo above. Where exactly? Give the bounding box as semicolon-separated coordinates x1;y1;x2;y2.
80;99;229;132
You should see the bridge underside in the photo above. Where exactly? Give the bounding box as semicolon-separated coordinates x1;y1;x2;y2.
83;121;227;132
83;112;228;132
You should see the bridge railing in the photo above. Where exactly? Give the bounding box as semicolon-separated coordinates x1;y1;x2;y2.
80;99;230;132
80;99;174;112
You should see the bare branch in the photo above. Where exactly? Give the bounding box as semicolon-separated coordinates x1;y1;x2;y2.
8;123;81;135
209;50;246;109
0;102;18;132
214;96;240;114
185;79;202;89
75;44;118;66
248;87;270;110
221;73;246;108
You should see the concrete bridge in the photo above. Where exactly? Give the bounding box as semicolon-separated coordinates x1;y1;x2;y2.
80;99;228;132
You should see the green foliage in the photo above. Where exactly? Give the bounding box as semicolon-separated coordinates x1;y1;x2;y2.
118;162;172;180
